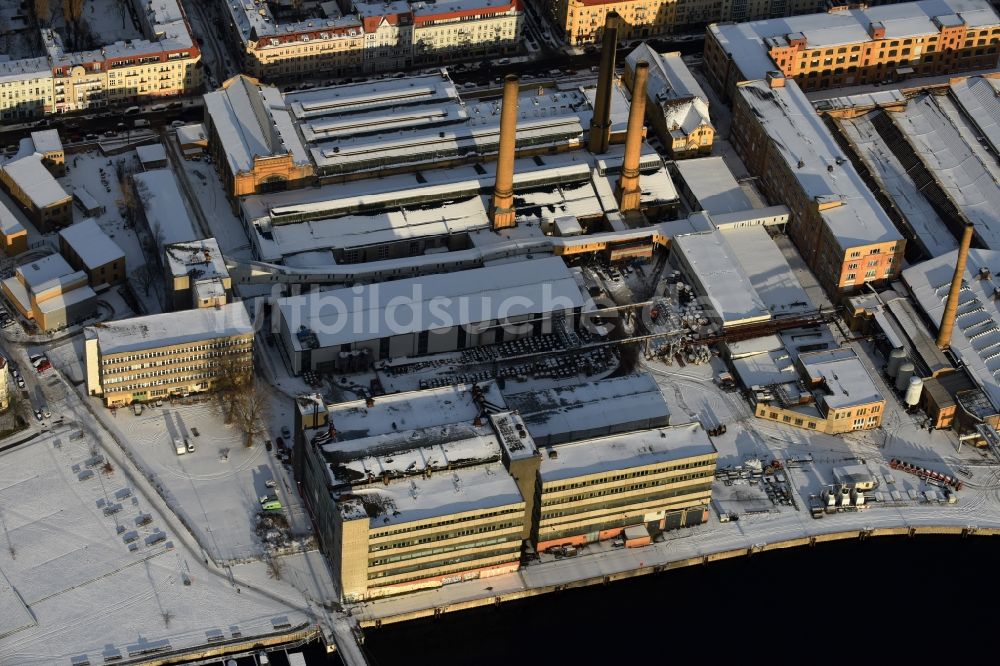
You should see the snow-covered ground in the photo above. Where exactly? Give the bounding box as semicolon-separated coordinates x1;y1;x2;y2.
101;401;308;563
0;429;320;665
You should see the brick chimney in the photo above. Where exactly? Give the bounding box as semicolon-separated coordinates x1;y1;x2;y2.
616;60;649;213
490;74;520;230
937;222;974;349
588;12;620;154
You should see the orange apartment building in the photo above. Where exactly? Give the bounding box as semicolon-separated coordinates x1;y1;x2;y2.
706;0;1000;100
730;74;904;297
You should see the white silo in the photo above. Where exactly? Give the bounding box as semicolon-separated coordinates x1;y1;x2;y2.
895;363;915;391
905;376;923;407
887;348;908;378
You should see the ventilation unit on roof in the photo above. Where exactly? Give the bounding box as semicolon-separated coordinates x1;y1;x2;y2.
979;267;991;280
797;160;805;169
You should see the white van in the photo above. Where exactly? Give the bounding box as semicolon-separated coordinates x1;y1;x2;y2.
174;438;186;455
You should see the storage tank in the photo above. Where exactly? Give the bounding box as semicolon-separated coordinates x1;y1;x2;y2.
840;486;852;506
895;363;915;391
887;348;908;378
905;376;923;407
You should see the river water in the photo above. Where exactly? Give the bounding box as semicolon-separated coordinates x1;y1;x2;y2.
360;536;998;665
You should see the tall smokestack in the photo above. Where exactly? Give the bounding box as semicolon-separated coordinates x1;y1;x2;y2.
937;222;974;349
616;60;649;213
588;12;619;154
490;74;519;230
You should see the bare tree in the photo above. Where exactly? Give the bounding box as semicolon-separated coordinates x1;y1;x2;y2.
214;353;253;425
133;264;156;296
265;554;283;580
63;0;84;22
228;378;270;449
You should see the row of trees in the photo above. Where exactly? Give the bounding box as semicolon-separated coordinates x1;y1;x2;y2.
213;356;269;449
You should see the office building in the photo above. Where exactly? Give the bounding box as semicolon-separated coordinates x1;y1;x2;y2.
1;253;97;332
58;218;126;288
0;153;72;232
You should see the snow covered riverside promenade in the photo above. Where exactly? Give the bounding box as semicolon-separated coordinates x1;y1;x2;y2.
355;501;1000;628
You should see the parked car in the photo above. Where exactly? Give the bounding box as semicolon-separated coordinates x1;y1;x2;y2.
36;361;51;374
191;426;200;437
265;439;273;452
42;407;50;418
34;410;43;422
275;436;285;451
174;439;186;455
281;425;291;438
185;438;195;453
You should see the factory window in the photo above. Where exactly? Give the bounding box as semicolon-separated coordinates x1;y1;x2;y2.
769;411;778;419
782;415;791;423
845;273;856;282
808;422;817;429
794;418;803;426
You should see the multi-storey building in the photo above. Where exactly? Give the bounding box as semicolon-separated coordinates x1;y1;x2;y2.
535;423;717;552
84;303;254;407
0;198;28;257
624;44;714;158
163;238;232;311
0;253;97;332
0;0;200;119
730;75;904;297
223;0;521;81
746;347;886;433
0;357;9;411
0;57;54;122
706;0;1000;100
58;218;126;288
203;75;314;200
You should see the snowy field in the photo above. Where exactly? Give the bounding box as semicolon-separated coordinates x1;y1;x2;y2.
0;430;318;665
108;401;301;563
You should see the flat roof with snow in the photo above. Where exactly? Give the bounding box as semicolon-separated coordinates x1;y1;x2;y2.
343;462;523;528
135;143;167;166
58;218;124;270
278;256;585;351
2;154;71;209
17;253;74;291
538;423;717;484
720;226;813;316
131;169;197;246
0;198;25;237
89;302;253;355
30;129;62;154
673;230;771;326
799;348;883;410
163;237;228;281
673;157;751;216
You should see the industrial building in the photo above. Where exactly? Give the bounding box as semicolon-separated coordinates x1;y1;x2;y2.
163;238;232;311
829;75;1000;257
275;256;589;374
730;75;905;298
0;153;72;232
535;423;717;552
705;0;1000;100
29;130;65;177
736;341;886;434
624;44;714;158
903;245;1000;419
84;303;254;407
1;253;97;332
222;0;522;81
0;0;201;120
294;374;717;600
58;219;126;288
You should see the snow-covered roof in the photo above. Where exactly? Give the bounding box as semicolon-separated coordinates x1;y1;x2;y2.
73;186;102;213
344;462;523;528
502;374;670;445
538;423;717;484
17;253;74;291
2;154;71;209
278;256;585;351
223;0;362;46
163;237;228;282
736;79;902;249
950;76;1000;156
627;45;707;106
0;56;50;83
135;143;167;166
324;382;506;456
0;198;25;238
720;226;813;316
203;76;309;175
835;109;957;258
90;302;253;355
489;411;537;461
673;230;772;326
892;92;1000;250
131;169;197;246
903;247;1000;410
30;129;62;154
673;157;751;215
175;123;207;146
35;283;97;315
710;0;1000;81
799;348;883;410
58;218;124;270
